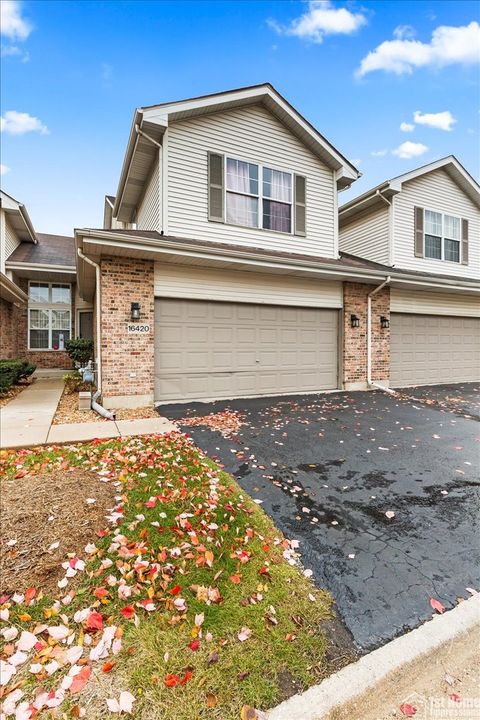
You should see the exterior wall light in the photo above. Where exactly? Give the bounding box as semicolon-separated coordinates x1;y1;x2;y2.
350;314;360;329
380;316;390;329
131;302;141;321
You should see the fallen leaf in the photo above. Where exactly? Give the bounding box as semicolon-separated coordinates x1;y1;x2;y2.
430;597;445;614
70;666;92;694
449;693;461;702
237;626;252;642
400;703;417;717
206;693;218;708
102;661;116;673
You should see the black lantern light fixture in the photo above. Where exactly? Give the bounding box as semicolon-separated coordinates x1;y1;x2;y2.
380;315;390;329
131;302;141;321
350;314;360;329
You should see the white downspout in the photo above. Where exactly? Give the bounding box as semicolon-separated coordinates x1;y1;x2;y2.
77;248;115;419
367;275;394;394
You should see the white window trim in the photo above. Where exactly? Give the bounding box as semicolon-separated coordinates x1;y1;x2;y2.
28;281;72;351
224;154;294;235
423;209;462;264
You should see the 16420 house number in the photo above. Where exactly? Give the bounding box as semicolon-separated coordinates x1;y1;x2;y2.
127;323;151;334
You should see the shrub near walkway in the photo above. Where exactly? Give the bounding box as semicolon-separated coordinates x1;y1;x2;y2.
0;433;333;719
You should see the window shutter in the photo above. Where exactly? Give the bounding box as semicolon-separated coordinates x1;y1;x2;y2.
414;206;424;258
461;218;469;265
208;152;224;222
294;175;306;236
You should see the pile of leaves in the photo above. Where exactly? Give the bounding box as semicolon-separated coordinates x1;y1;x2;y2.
0;433;332;719
180;410;245;437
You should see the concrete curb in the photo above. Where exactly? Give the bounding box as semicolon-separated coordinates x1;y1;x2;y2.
267;594;480;720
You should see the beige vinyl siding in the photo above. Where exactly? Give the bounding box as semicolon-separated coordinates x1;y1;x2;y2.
393;169;480;279
136;158;160;230
2;217;21;273
391;287;480;318
339;205;390;264
154;263;343;308
167;105;336;257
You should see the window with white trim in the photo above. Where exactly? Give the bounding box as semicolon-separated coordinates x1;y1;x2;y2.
225;157;293;234
28;282;71;350
424;210;461;263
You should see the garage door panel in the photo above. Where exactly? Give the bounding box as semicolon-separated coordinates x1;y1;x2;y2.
390;313;480;387
155;299;338;402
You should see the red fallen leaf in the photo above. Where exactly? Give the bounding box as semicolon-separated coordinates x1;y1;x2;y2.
120;605;135;619
449;693;461;702
70;666;92;694
400;704;417;717
24;587;36;604
180;670;193;686
188;640;200;651
230;574;241;584
93;587;109;599
95;529;108;538
102;661;115;673
430;597;445;614
169;584;182;596
85;611;103;631
165;673;181;688
15;469;28;479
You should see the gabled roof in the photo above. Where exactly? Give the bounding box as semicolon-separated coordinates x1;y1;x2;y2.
114;83;361;222
339;156;480;223
0;190;37;243
7;232;75;268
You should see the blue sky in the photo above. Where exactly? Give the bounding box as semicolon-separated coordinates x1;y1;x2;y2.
1;0;479;235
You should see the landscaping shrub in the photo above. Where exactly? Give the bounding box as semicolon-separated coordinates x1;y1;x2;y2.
0;359;36;392
63;370;89;395
65;338;94;366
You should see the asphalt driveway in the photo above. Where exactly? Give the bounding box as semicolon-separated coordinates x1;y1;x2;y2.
160;384;480;651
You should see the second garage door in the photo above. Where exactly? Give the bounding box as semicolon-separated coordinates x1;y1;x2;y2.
390;313;480;387
155;299;338;402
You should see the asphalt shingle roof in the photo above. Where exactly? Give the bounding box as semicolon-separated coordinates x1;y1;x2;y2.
7;233;75;267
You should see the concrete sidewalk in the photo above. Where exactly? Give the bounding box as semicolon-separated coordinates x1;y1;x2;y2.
1;377;177;449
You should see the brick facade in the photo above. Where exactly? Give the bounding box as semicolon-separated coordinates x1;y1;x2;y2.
342;282;390;388
100;257;155;408
15;278;73;370
0;298;19;359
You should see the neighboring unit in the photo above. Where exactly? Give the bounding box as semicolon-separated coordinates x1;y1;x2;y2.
0;190;92;369
339;157;480;387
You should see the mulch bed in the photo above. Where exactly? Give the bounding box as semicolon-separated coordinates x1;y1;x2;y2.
0;468;117;596
0;378;35;409
52;388;159;424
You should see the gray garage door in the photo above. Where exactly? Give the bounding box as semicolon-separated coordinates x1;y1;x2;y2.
390;313;480;387
154;299;338;402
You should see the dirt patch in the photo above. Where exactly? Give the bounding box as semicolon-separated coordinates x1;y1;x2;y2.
0;378;35;408
53;387;158;424
0;468;117;597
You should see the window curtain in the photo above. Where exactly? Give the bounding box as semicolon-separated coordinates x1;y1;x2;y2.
266;200;291;233
226;193;258;227
227;159;251;194
269;170;291;203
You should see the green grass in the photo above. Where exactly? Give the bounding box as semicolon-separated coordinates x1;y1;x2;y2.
0;434;333;719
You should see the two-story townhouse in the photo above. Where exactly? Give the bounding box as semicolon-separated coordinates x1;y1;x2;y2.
75;83;401;410
0;190;92;369
339;157;479;387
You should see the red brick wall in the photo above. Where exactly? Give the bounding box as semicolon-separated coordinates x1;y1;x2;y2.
0;298;18;359
343;282;390;386
100;257;154;404
15;278;74;370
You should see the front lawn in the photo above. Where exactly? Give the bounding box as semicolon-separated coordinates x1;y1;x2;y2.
0;433;334;719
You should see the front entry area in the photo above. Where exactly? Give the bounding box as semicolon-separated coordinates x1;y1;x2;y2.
154;298;338;402
390;313;480;387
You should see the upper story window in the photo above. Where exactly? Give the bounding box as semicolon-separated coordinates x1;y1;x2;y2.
28;282;71;350
208;152;305;236
424;210;461;263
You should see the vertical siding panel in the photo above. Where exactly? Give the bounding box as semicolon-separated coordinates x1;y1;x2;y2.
137;159;160;230
4;218;21;261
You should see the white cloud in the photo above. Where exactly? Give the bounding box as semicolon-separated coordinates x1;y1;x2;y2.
268;0;367;43
392;141;428;159
0;164;10;175
371;149;387;157
357;21;480;76
0;1;32;41
413;110;456;131
1;44;29;61
393;25;416;41
400;122;415;132
101;62;113;82
0;111;48;135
